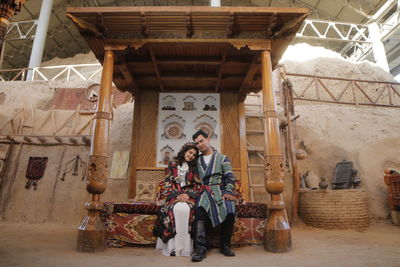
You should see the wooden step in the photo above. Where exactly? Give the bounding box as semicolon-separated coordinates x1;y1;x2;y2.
245;103;262;107
245;113;263;118
248;163;264;168
246;129;264;134
247;145;264;152
249;184;265;188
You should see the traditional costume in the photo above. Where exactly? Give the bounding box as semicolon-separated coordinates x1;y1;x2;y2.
154;160;202;256
192;150;236;261
196;151;236;226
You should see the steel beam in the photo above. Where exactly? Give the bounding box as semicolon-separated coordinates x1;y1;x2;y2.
27;0;54;80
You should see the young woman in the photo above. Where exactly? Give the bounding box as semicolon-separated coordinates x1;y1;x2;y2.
154;142;203;257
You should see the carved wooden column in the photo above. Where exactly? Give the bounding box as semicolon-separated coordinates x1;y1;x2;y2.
261;50;291;252
77;50;114;252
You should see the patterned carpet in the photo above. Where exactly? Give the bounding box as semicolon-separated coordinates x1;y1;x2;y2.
101;202;267;247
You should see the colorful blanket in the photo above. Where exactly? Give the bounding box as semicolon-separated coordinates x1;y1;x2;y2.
101;202;267;247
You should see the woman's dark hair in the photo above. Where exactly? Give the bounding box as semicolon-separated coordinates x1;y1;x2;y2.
175;142;199;167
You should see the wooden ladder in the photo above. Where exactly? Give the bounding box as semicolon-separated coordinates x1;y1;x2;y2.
244;93;266;202
244;66;301;223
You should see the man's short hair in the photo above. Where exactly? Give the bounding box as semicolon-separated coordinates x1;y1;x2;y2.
192;129;208;141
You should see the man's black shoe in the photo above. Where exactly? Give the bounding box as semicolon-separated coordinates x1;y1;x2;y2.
191;249;206;262
220;246;235;257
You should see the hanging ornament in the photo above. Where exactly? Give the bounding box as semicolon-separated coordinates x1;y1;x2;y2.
25;157;48;190
60;155;87;181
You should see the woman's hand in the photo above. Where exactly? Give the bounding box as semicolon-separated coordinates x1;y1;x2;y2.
177;193;190;202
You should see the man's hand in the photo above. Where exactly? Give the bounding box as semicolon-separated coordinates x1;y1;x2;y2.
177;193;190;202
223;194;236;201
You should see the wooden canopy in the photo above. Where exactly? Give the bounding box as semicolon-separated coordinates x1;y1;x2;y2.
72;6;308;253
67;6;307;95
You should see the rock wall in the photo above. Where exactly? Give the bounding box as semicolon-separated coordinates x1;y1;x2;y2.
281;44;400;219
0;69;134;225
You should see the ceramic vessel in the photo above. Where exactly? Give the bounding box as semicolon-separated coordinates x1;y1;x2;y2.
319;176;328;190
305;171;319;190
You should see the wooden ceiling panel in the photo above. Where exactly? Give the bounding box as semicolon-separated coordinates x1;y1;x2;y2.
158;64;218;74
67;6;308;94
163;80;217;91
127;62;154;74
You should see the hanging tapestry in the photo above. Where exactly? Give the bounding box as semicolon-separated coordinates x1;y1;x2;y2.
110;151;130;179
25;157;48;190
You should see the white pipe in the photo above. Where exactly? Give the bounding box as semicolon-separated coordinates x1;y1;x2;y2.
368;22;390;73
210;0;221;7
27;0;54;80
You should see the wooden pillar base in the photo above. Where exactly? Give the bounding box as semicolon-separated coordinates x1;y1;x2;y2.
264;209;292;253
76;202;105;252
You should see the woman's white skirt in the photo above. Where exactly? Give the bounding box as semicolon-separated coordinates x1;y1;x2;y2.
156;202;193;257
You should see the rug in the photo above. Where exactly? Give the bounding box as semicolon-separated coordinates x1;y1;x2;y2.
101;202;267;247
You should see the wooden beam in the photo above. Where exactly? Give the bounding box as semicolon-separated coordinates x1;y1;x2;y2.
153;57;253;65
82;136;91;145
214;49;227;92
117;60;139;91
226;12;234;38
239;54;260;93
67;6;309;15
266;12;277;37
37;136;47;143
273;14;307;38
69;137;78;145
162;75;218;81
96;12;109;36
140;12;149;37
186;12;192;38
134;74;244;82
148;47;164;91
66;14;102;37
104;39;271;51
157;58;221;65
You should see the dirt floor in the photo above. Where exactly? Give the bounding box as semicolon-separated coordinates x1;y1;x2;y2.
0;220;399;267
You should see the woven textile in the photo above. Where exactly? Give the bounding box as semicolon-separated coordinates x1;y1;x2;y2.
236;202;267;218
103;213;265;246
104;202;161;215
101;202;267;247
105;213;158;245
104;202;266;218
25;157;48;190
209;217;265;246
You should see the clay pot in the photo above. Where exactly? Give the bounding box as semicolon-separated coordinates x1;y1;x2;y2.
305;171;319;190
296;148;307;160
319;176;328;190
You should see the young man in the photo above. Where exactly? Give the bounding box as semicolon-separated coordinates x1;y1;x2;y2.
191;129;236;262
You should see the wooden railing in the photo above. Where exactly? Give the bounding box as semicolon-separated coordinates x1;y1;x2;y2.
286;72;400;108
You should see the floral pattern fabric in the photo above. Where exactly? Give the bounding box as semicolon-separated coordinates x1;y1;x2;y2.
101;202;268;247
153;161;203;243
